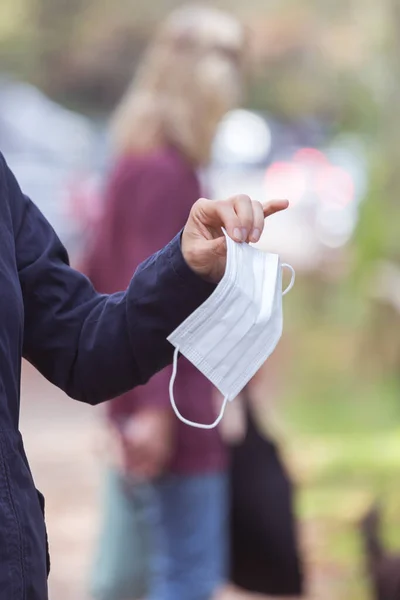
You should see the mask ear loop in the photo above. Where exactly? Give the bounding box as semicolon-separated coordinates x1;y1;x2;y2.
169;347;229;429
281;263;295;296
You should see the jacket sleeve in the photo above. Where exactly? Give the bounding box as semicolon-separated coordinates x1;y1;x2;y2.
3;157;215;405
86;156;200;411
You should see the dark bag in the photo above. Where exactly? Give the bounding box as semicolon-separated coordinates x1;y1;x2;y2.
229;391;304;596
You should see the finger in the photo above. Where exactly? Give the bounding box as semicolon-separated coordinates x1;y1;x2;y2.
249;200;264;243
121;437;147;467
126;460;149;479
263;199;289;218
233;194;254;242
198;197;288;243
205;199;244;242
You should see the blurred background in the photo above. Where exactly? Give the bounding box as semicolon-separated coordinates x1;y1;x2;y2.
1;0;400;598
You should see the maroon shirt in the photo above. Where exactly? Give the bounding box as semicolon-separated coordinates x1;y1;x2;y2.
83;147;226;474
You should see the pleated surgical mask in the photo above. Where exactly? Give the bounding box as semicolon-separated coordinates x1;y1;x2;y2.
168;230;295;429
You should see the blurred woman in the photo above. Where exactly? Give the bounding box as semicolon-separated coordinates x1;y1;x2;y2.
83;6;247;600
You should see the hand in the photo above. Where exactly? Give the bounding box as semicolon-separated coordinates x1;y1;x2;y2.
117;408;174;479
181;195;289;283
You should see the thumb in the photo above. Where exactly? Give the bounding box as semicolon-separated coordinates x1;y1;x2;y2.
263;199;289;218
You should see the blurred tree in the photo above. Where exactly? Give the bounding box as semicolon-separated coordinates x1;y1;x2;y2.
349;0;400;376
0;0;386;121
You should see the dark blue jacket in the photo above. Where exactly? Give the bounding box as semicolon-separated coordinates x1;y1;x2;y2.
0;153;214;599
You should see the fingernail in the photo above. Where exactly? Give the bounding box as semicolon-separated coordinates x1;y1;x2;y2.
241;228;248;241
250;228;260;242
233;228;243;242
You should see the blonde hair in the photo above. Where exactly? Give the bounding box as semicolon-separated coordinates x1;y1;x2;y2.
111;4;247;166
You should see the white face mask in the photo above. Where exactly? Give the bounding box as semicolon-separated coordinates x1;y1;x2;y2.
167;230;295;429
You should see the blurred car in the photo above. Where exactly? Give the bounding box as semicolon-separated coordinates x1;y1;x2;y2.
209;109;367;271
0;76;103;254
